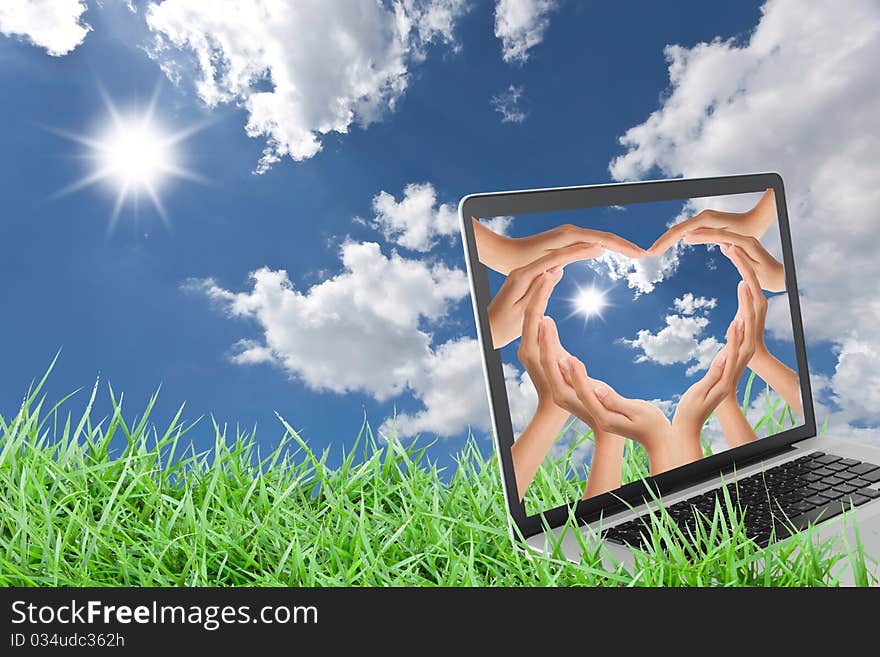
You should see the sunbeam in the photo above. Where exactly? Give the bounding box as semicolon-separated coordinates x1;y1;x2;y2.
568;284;612;324
46;85;206;231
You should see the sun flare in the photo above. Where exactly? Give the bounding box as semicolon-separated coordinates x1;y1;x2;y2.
48;87;205;230
98;118;175;190
571;284;610;322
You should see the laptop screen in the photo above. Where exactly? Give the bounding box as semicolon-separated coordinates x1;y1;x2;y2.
472;188;806;518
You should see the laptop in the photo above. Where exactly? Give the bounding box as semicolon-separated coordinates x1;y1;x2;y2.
459;173;880;583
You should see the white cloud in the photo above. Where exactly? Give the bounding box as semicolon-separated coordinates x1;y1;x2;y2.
686;337;723;376
494;0;557;64
370;187;511;253
0;0;91;56
589;244;681;297
491;84;528;123
745;385;800;439
383;338;506;438
482;216;512;236
145;0;469;172
674;293;717;315
649;398;677;418
188;241;468;401
547;419;593;470
830;338;880;424
381;345;536;439
622;314;721;376
370;182;459;252
188;240;517;438
608;0;880;432
504;365;538;434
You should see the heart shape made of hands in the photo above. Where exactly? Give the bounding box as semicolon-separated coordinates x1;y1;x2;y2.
478;189;802;499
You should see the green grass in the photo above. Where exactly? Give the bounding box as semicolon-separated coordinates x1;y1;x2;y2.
0;365;872;586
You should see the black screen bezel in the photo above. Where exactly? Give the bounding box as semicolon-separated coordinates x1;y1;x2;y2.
458;173;815;539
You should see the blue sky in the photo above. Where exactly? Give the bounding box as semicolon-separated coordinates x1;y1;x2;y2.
1;0;877;473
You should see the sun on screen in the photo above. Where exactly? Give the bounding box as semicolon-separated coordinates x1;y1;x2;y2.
571;284;610;322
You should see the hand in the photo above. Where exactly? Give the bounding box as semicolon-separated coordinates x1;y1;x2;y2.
671;281;757;460
707;249;767;450
727;242;804;416
684;228;785;292
473;218;646;275
488;243;600;349
519;292;627;496
648;188;777;257
510;277;576;500
725;244;769;366
517;264;568;402
537;316;676;474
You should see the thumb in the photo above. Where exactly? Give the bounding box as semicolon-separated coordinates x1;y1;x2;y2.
696;349;727;398
591;384;629;415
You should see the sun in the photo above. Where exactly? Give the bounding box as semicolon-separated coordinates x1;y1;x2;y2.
98;118;175;190
48;86;205;231
570;284;611;322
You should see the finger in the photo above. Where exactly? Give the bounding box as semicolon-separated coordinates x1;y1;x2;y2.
548;226;646;257
530;241;604;271
591;385;635;422
560;358;629;430
560;353;589;384
683;227;759;258
726;314;744;356
594;233;647;258
719;315;745;392
518;259;564;309
648;217;701;255
697;350;728;400
731;245;769;318
737;280;757;362
521;270;562;347
507;242;601;298
539;317;578;406
538;316;563;369
649;206;735;255
727;245;763;298
560;356;593;400
514;267;548;307
562;358;606;417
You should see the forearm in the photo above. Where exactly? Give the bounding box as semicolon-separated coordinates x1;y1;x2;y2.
511;402;571;500
750;349;803;416
715;395;758;448
747;188;777;239
632;431;681;475
668;423;705;469
582;430;625;499
471;217;517;274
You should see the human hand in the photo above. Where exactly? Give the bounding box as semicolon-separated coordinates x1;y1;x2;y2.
725;244;770;365
473;218;646;275
488;243;600;349
648;188;777;258
726;241;804;416
683;228;784;292
537;317;676;474
517;263;569;403
510;297;573;500
671;281;757;459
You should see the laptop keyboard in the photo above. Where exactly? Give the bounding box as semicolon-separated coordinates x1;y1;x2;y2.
604;452;880;550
